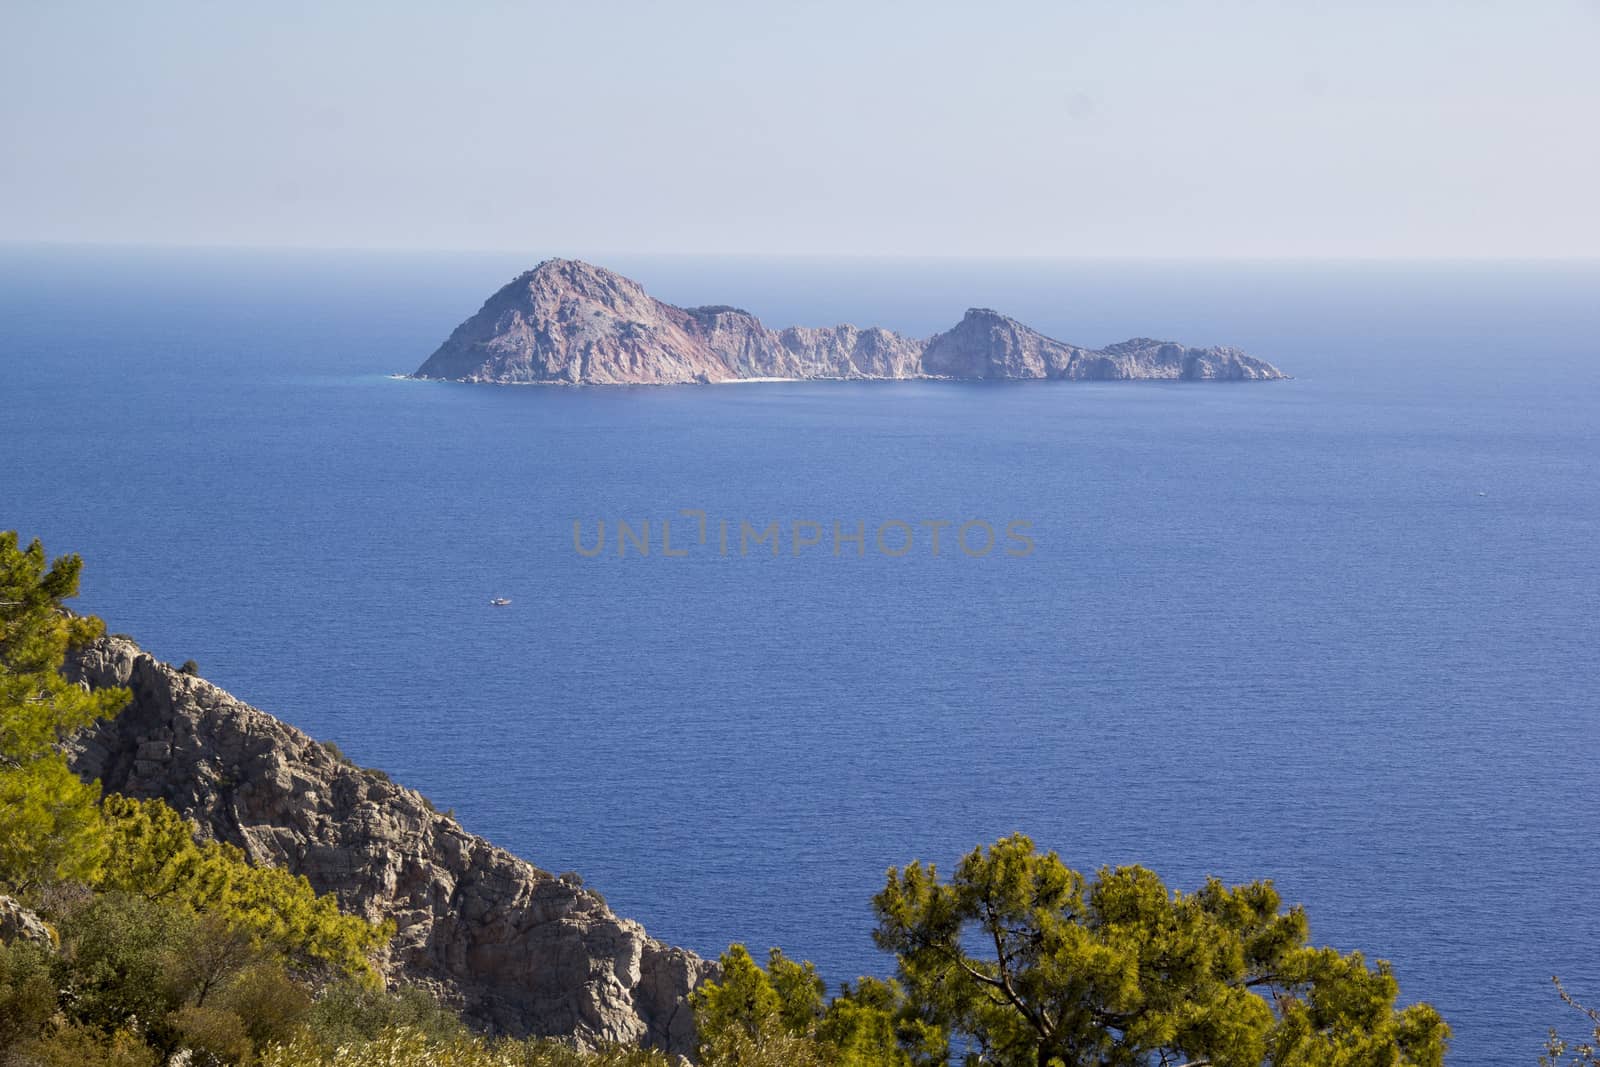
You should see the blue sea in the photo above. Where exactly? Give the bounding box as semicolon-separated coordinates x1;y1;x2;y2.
3;246;1597;1064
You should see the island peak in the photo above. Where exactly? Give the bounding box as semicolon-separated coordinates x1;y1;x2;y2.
412;263;1286;385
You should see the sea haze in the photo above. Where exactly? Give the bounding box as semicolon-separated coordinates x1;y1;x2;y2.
3;247;1597;1065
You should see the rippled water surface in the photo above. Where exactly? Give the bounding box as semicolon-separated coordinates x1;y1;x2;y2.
4;247;1598;1064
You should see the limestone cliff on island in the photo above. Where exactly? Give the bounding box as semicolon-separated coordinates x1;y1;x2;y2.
411;259;1287;385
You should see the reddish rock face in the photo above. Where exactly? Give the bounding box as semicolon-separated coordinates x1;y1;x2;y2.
413;259;1287;384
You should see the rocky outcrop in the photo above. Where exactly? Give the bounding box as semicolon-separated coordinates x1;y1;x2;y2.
0;895;55;949
412;259;1285;385
62;637;711;1055
921;311;1277;381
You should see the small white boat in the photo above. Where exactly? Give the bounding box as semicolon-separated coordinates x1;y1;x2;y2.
489;597;512;607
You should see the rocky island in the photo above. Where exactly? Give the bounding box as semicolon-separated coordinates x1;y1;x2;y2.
412;260;1287;385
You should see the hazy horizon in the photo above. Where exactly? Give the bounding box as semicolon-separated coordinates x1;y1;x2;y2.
4;2;1598;259
7;239;1600;264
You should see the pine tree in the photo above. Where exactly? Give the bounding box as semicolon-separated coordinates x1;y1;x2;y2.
0;531;128;890
873;833;1449;1067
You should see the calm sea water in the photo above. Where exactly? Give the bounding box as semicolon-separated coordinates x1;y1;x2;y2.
3;247;1597;1064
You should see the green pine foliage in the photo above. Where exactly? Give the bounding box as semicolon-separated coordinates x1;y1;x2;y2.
0;532;129;892
97;794;391;979
872;833;1448;1067
673;840;1451;1067
0;755;110;891
691;945;931;1067
0;532;130;761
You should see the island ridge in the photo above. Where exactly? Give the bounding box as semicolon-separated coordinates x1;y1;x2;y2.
412;259;1287;385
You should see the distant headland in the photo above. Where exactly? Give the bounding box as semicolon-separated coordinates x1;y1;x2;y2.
410;259;1287;385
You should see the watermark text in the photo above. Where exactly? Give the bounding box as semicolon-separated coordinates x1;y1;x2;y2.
572;510;1035;559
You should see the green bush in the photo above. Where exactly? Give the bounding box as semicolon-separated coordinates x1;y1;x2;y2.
0;938;59;1050
167;1003;254;1066
320;740;355;767
44;891;318;1064
50;890;192;1040
260;1029;674;1067
12;1024;161;1067
304;978;470;1049
214;960;313;1049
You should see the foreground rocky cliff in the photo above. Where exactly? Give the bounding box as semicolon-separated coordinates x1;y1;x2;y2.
412;259;1286;385
63;637;710;1055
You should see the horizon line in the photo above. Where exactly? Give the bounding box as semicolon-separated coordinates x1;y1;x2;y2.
4;238;1600;266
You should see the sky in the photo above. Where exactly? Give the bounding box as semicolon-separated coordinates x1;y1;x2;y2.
2;0;1597;258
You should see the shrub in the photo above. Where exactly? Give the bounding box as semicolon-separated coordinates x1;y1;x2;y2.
167;1003;254;1066
13;1024;161;1067
320;740;355;767
215;960;313;1049
50;890;192;1039
305;978;469;1049
262;1030;678;1067
0;938;59;1049
262;1029;518;1067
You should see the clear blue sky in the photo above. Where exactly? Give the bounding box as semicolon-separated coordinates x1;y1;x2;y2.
3;1;1596;257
